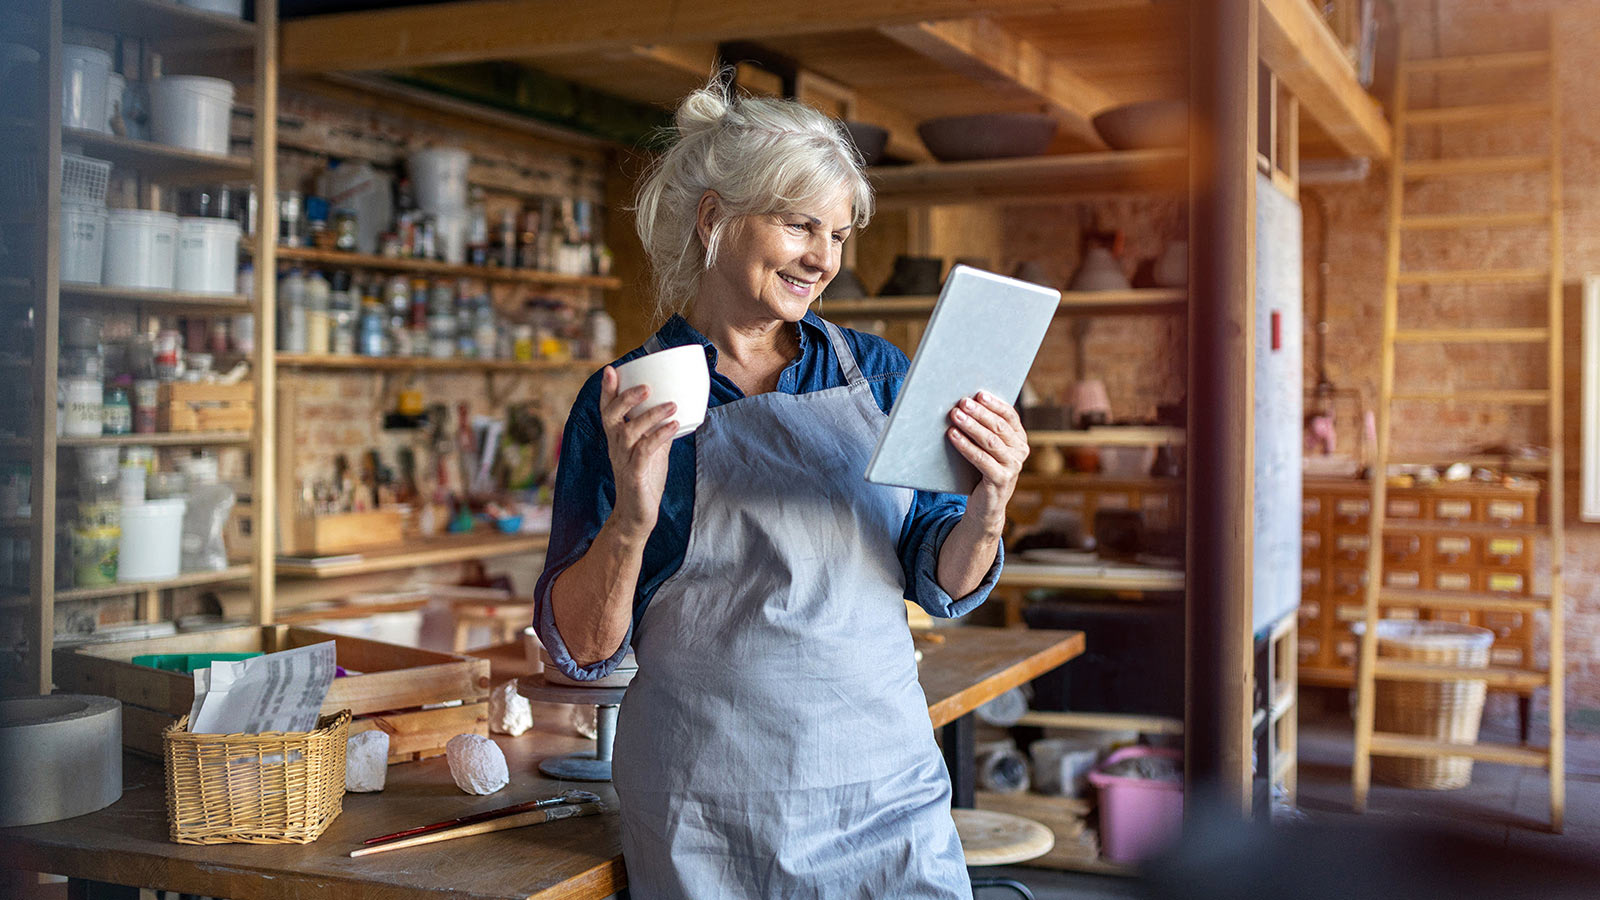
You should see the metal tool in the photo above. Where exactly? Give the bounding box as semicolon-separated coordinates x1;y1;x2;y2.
360;789;600;846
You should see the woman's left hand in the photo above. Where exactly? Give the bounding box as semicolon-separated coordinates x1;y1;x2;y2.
947;391;1029;533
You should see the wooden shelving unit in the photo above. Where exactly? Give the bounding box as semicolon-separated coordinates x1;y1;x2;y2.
61;0;257;48
1029;427;1187;448
53;565;253;603
8;0;279;696
61;128;253;185
870;149;1187;208
276;353;595;374
272;246;623;290
56;431;252;448
823;288;1185;319
276;531;549;579
59;284;252;313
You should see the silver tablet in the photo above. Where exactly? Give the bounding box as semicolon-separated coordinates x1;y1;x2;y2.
864;265;1059;495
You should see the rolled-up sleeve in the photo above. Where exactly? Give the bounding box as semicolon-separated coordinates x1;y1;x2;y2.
898;489;1003;618
531;393;632;682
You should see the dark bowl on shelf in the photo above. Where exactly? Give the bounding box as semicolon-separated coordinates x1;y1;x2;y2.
819;267;867;300
916;113;1058;162
1092;100;1188;150
843;121;889;167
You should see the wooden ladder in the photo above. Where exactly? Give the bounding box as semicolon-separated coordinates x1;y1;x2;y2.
1351;27;1566;832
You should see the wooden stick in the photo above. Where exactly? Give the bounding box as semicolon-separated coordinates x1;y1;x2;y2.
349;802;605;857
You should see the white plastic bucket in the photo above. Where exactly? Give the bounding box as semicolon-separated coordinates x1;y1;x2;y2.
117;499;186;582
62;45;111;133
178;0;244;16
434;210;468;264
175;217;240;294
104;209;179;290
409;147;470;212
149;76;234;155
59;200;107;284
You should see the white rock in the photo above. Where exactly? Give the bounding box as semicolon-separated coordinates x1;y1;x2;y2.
446;733;508;795
345;730;390;793
488;680;533;736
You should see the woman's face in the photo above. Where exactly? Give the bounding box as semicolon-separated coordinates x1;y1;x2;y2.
703;191;854;322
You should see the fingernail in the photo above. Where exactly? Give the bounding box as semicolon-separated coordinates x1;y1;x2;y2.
977;390;991;402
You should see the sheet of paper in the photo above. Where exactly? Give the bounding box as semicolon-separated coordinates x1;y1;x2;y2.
188;641;337;735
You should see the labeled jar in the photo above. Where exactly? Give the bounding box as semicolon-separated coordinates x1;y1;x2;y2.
132;379;160;433
62;376;103;437
102;385;132;435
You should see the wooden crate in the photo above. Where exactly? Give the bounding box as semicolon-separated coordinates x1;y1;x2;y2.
159;382;255;433
285;509;407;555
53;625;490;763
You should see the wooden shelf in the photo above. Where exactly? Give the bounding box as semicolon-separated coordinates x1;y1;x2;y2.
57;431;252;448
63;129;253;184
822;288;1186;319
870;149;1186;208
1030;427;1186;447
54;564;253;603
60;283;252;313
271;246;622;290
999;561;1184;592
63;0;256;49
1015;709;1184;734
1017;473;1183;490
276;531;549;579
275;353;595;374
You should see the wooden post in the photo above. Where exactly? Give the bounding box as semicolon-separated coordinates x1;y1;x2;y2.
251;0;279;626
22;0;65;695
1186;0;1258;815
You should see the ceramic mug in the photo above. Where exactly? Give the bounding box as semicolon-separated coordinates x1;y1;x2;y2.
613;344;710;439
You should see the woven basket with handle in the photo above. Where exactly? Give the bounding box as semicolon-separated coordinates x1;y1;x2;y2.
163;709;350;845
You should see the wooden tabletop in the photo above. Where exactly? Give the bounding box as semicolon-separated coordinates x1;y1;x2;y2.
0;626;1082;900
275;532;550;579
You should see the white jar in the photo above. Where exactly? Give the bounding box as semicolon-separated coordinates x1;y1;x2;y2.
61;376;103;437
174;216;240;294
61;44;111;132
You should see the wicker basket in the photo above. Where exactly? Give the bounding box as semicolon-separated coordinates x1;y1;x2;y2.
163;710;350;845
1364;620;1495;790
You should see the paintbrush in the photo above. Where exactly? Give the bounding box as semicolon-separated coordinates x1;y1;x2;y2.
361;789;600;845
350;801;605;857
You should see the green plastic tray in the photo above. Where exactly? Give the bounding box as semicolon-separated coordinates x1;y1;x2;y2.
132;652;262;674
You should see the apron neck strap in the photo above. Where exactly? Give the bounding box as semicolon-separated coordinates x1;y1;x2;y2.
820;320;864;386
643;334;666;354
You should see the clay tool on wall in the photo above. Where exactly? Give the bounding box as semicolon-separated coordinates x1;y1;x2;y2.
361;789;600;845
350;798;605;857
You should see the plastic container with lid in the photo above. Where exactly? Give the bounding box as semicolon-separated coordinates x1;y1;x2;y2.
149;75;234;155
117;499;186;582
61;44;111;133
175;216;240;294
60;200;107;284
104;209;179;290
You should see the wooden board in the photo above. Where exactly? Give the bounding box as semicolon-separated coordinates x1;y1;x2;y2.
917;627;1084;729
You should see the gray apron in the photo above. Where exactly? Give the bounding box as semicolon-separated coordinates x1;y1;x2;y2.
613;322;971;899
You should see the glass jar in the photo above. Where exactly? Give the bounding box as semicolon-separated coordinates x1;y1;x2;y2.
101;385;131;435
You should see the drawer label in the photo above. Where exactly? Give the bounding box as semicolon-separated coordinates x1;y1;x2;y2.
1435;499;1472;520
1487;500;1526;521
1488;572;1525;593
1436;572;1473;591
1387;498;1422;517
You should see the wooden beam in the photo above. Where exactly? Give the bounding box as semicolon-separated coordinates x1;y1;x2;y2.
253;0;279;627
281;0;1129;74
1258;0;1390;160
1187;0;1256;815
877;18;1111;148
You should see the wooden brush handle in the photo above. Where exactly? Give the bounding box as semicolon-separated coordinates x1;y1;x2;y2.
349;802;604;857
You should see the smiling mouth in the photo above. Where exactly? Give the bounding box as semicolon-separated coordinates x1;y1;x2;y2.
778;273;816;290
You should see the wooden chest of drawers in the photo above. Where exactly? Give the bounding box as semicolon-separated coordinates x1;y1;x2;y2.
1298;476;1541;686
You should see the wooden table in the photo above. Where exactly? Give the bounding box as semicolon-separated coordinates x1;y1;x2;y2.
0;626;1082;900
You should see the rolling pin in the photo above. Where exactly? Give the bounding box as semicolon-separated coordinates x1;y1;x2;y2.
349;801;605;857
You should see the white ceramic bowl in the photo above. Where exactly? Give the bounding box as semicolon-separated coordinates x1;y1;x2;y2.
614;344;710;439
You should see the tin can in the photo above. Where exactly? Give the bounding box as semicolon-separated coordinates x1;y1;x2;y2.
154;330;182;380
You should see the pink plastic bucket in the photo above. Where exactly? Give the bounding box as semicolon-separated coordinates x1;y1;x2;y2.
1087;745;1183;864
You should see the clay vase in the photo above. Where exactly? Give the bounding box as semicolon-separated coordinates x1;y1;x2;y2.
879;255;943;296
1068;246;1131;292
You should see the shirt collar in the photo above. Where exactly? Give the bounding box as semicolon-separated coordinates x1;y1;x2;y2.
656;311;828;367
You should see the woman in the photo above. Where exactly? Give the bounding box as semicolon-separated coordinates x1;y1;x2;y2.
533;78;1028;899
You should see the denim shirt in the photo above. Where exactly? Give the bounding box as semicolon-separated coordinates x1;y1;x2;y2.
533;310;1002;681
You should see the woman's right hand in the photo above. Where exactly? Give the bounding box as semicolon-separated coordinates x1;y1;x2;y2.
599;365;678;540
